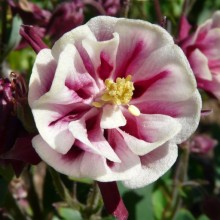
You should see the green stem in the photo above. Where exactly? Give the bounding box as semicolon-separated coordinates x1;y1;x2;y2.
48;166;83;210
168;144;190;219
83;182;102;220
83;0;106;15
121;0;131;18
25;170;44;220
153;0;163;25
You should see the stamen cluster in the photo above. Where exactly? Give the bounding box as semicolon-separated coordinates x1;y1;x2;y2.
101;75;134;105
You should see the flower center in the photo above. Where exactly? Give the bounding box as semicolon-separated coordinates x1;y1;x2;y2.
101;75;134;105
92;75;140;116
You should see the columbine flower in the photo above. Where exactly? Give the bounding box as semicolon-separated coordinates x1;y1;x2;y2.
179;11;220;99
8;0;51;26
46;0;84;42
190;134;217;154
8;0;51;49
0;74;40;176
28;16;201;189
98;0;121;16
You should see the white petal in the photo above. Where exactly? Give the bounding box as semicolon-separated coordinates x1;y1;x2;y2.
97;129;141;182
189;49;212;80
32;135;108;179
171;90;202;144
87;16;118;41
113;18;174;78
28;49;57;107
32;134;141;182
118;113;181;155
123;143;178;188
32;104;75;154
101;105;126;129
82;32;119;82
52;25;96;60
69;109;121;162
131;44;197;103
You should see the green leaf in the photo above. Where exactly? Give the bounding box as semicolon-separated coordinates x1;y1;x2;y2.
0;165;14;181
152;188;167;220
69;177;94;184
173;209;195;220
57;207;82;220
198;215;210;220
0;178;8;205
118;182;154;220
3;15;22;59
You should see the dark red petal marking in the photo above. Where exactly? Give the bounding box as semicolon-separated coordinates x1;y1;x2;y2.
133;71;169;99
116;40;145;78
97;51;113;80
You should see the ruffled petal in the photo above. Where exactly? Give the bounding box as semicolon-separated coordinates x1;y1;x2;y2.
87;16;118;41
200;28;220;59
131;45;196;102
32;135;108;179
113;18;174;78
123;143;178;188
28;49;57;107
178;16;192;41
49;43;98;102
101;105;126;129
33;133;141;182
30;44;96;154
134;91;201;144
69;109;121;163
32;104;75;154
82;32;119;82
188;49;212;80
199;73;220;99
52;24;96;60
118;112;181;155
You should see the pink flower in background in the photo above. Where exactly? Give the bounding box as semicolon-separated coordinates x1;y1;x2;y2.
0;75;40;176
46;0;84;42
8;0;51;49
8;0;51;26
190;134;217;154
180;11;220;99
98;0;121;16
29;16;201;188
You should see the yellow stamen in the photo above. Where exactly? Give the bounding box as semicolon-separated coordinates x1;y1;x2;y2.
92;75;141;117
92;101;103;108
128;105;140;116
101;75;134;105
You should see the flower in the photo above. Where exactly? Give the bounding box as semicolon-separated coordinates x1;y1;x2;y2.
8;0;84;48
29;16;201;188
46;0;84;42
190;134;217;154
0;74;40;176
98;0;121;16
8;0;51;50
8;0;51;26
179;11;220;99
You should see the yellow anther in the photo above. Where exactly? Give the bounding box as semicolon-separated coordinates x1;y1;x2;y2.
128;105;140;116
92;75;141;117
92;101;103;108
101;75;134;105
